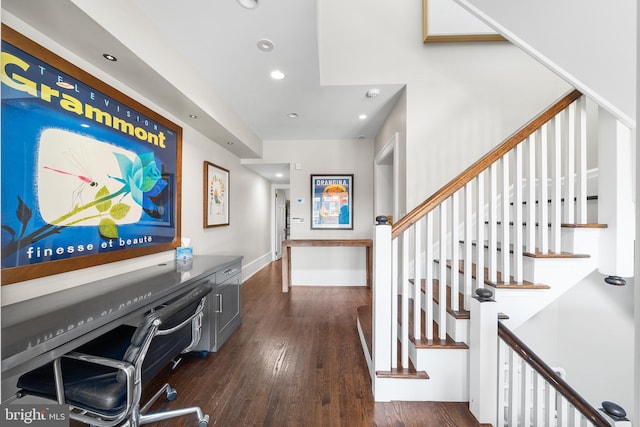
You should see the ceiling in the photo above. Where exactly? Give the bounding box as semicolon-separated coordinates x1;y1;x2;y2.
2;0;405;184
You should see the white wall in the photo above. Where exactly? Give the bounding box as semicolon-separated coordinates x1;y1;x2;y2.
0;16;272;305
375;88;407;219
455;0;637;127
515;271;635;421
261;139;374;285
318;0;571;214
405;64;570;211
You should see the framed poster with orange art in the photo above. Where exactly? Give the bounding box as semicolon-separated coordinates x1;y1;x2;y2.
311;174;353;230
203;161;229;227
1;25;182;285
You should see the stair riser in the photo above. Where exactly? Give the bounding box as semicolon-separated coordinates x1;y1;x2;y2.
409;342;469;401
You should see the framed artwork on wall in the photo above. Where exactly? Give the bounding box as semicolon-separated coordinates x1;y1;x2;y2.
203;161;230;227
1;25;182;285
310;174;353;230
422;0;506;43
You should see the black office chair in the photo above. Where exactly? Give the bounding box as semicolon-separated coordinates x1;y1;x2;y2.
14;285;212;427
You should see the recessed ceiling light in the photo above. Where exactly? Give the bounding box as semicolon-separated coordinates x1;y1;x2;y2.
276;173;283;178
288;112;298;118
103;53;117;62
189;114;198;119
237;0;258;8
227;141;234;145
257;39;274;52
270;70;285;80
359;114;367;120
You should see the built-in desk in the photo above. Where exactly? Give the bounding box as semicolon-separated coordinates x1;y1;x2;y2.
1;255;242;398
281;239;372;292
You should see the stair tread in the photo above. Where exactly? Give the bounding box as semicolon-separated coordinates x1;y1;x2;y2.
376;368;430;379
409;278;509;320
509;195;598;205
463;240;591;259
410;278;469;319
438;259;550;289
400;298;469;349
484;221;606;229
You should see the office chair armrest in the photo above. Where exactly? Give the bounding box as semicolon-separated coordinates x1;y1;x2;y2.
63;351;136;375
59;351;137;425
52;351;137;426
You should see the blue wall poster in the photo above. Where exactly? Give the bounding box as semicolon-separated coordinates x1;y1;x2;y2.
1;26;182;284
311;174;354;230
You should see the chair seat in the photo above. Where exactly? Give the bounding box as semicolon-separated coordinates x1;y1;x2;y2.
18;360;126;415
17;325;136;415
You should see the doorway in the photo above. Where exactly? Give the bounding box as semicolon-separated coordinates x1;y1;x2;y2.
375;132;399;223
273;187;289;260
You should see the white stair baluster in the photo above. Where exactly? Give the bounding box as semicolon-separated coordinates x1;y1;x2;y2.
527;134;537;254
464;182;473;309
401;233;409;368
544;382;556;427
539;124;549;254
438;200;447;340
576;96;588;224
425;212;434;340
558;395;569;427
520;363;532;427
532;371;545;426
501;153;511;284
565;102;576;224
508;348;519;427
476;173;485;289
391;238;398;369
550;112;563;253
514;144;524;283
413;219;422;342
489;164;498;284
451;192;460;311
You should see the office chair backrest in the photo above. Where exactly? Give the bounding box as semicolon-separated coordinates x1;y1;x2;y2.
119;285;212;384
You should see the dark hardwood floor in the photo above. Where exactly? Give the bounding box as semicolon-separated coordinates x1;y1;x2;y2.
90;260;483;426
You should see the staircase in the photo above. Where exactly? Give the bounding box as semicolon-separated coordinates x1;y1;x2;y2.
357;90;615;412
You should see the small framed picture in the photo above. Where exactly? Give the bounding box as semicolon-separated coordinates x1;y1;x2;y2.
204;161;230;227
311;174;353;230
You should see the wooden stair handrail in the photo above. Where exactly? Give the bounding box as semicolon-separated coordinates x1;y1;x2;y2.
391;89;582;238
498;322;610;427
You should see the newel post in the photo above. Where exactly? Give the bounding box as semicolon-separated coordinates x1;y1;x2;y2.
372;216;392;397
469;288;498;426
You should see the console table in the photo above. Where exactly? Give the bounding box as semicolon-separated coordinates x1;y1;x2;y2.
281;239;372;292
1;255;242;398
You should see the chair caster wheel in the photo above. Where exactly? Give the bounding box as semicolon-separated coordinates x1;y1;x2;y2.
198;414;209;427
166;387;177;401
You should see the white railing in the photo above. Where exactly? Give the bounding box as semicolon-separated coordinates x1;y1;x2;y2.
497;322;612;427
375;89;590;373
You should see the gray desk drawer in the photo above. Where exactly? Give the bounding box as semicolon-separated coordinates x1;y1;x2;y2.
215;262;242;284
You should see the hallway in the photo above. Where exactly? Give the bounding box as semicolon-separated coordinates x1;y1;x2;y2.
138;261;483;426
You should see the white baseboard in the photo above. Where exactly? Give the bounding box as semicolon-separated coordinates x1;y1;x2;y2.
241;252;273;282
